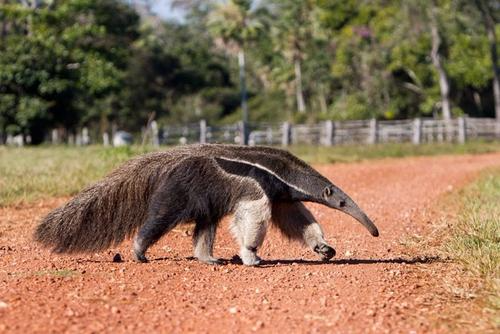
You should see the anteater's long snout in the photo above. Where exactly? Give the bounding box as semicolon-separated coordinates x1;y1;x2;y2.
340;197;379;237
328;191;379;237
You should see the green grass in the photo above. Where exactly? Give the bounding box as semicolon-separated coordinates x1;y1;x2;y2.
0;141;499;206
289;141;500;164
0;145;150;206
445;170;500;325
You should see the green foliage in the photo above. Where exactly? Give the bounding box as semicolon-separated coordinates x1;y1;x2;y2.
0;0;139;142
0;0;499;142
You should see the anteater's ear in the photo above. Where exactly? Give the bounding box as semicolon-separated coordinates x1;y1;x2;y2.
322;186;332;200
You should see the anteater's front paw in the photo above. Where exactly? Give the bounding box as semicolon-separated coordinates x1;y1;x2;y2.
240;249;262;266
314;243;336;261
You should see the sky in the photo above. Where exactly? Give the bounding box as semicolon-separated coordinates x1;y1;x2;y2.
150;0;186;22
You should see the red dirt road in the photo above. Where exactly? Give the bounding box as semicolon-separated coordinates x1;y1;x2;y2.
1;153;500;333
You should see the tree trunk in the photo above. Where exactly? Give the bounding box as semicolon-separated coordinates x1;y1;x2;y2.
294;57;306;114
429;5;451;120
318;84;328;114
476;0;500;121
0;0;7;42
238;50;249;145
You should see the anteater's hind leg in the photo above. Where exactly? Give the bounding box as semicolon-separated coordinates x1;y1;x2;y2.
231;196;272;266
272;202;335;260
133;201;184;263
193;219;221;265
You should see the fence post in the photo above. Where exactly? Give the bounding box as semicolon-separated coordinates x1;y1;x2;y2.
76;130;82;146
323;120;334;146
51;129;59;144
457;116;466;143
369;118;378;144
412;118;422;145
151;120;159;147
237;121;248;145
281;122;290;146
266;126;273;145
82;127;90;145
199;119;207;144
103;132;110;146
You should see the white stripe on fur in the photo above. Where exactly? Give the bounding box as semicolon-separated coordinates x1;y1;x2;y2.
216;156;312;197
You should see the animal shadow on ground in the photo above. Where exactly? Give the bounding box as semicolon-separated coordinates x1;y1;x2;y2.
152;255;443;267
74;254;442;266
236;255;443;267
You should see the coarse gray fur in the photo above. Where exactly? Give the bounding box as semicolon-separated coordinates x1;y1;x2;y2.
34;144;379;265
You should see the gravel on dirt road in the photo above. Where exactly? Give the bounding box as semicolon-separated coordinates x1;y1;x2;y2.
1;152;499;333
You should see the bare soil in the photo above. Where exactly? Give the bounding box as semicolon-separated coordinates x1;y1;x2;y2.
1;153;500;333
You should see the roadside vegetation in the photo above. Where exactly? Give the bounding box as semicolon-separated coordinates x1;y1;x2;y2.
445;169;500;327
1;142;499;206
0;146;144;206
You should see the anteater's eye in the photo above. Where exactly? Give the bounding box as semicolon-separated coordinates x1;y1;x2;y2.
323;187;332;198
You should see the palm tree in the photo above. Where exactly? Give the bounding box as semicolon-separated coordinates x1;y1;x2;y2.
272;1;315;114
207;0;266;144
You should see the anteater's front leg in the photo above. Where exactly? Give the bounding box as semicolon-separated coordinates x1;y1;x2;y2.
271;202;336;261
231;196;272;266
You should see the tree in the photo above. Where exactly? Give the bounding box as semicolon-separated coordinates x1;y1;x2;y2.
428;1;452;120
0;0;140;143
272;1;316;114
119;21;235;128
207;0;268;142
473;0;500;120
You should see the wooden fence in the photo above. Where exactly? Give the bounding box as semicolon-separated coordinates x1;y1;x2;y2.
4;117;499;146
160;117;500;146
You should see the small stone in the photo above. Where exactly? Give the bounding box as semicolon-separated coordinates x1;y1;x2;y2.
252;321;264;331
112;253;122;263
0;301;8;309
228;307;238;314
111;306;120;314
64;308;75;317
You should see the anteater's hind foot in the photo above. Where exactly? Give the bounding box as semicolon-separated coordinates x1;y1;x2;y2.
134;252;149;263
133;237;149;263
193;219;221;265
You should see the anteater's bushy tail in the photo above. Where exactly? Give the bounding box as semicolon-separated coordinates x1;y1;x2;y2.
34;152;172;253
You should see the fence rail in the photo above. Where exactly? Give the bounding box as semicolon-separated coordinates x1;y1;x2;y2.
160;117;500;147
4;117;500;147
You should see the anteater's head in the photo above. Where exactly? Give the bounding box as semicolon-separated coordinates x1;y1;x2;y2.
320;184;379;237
